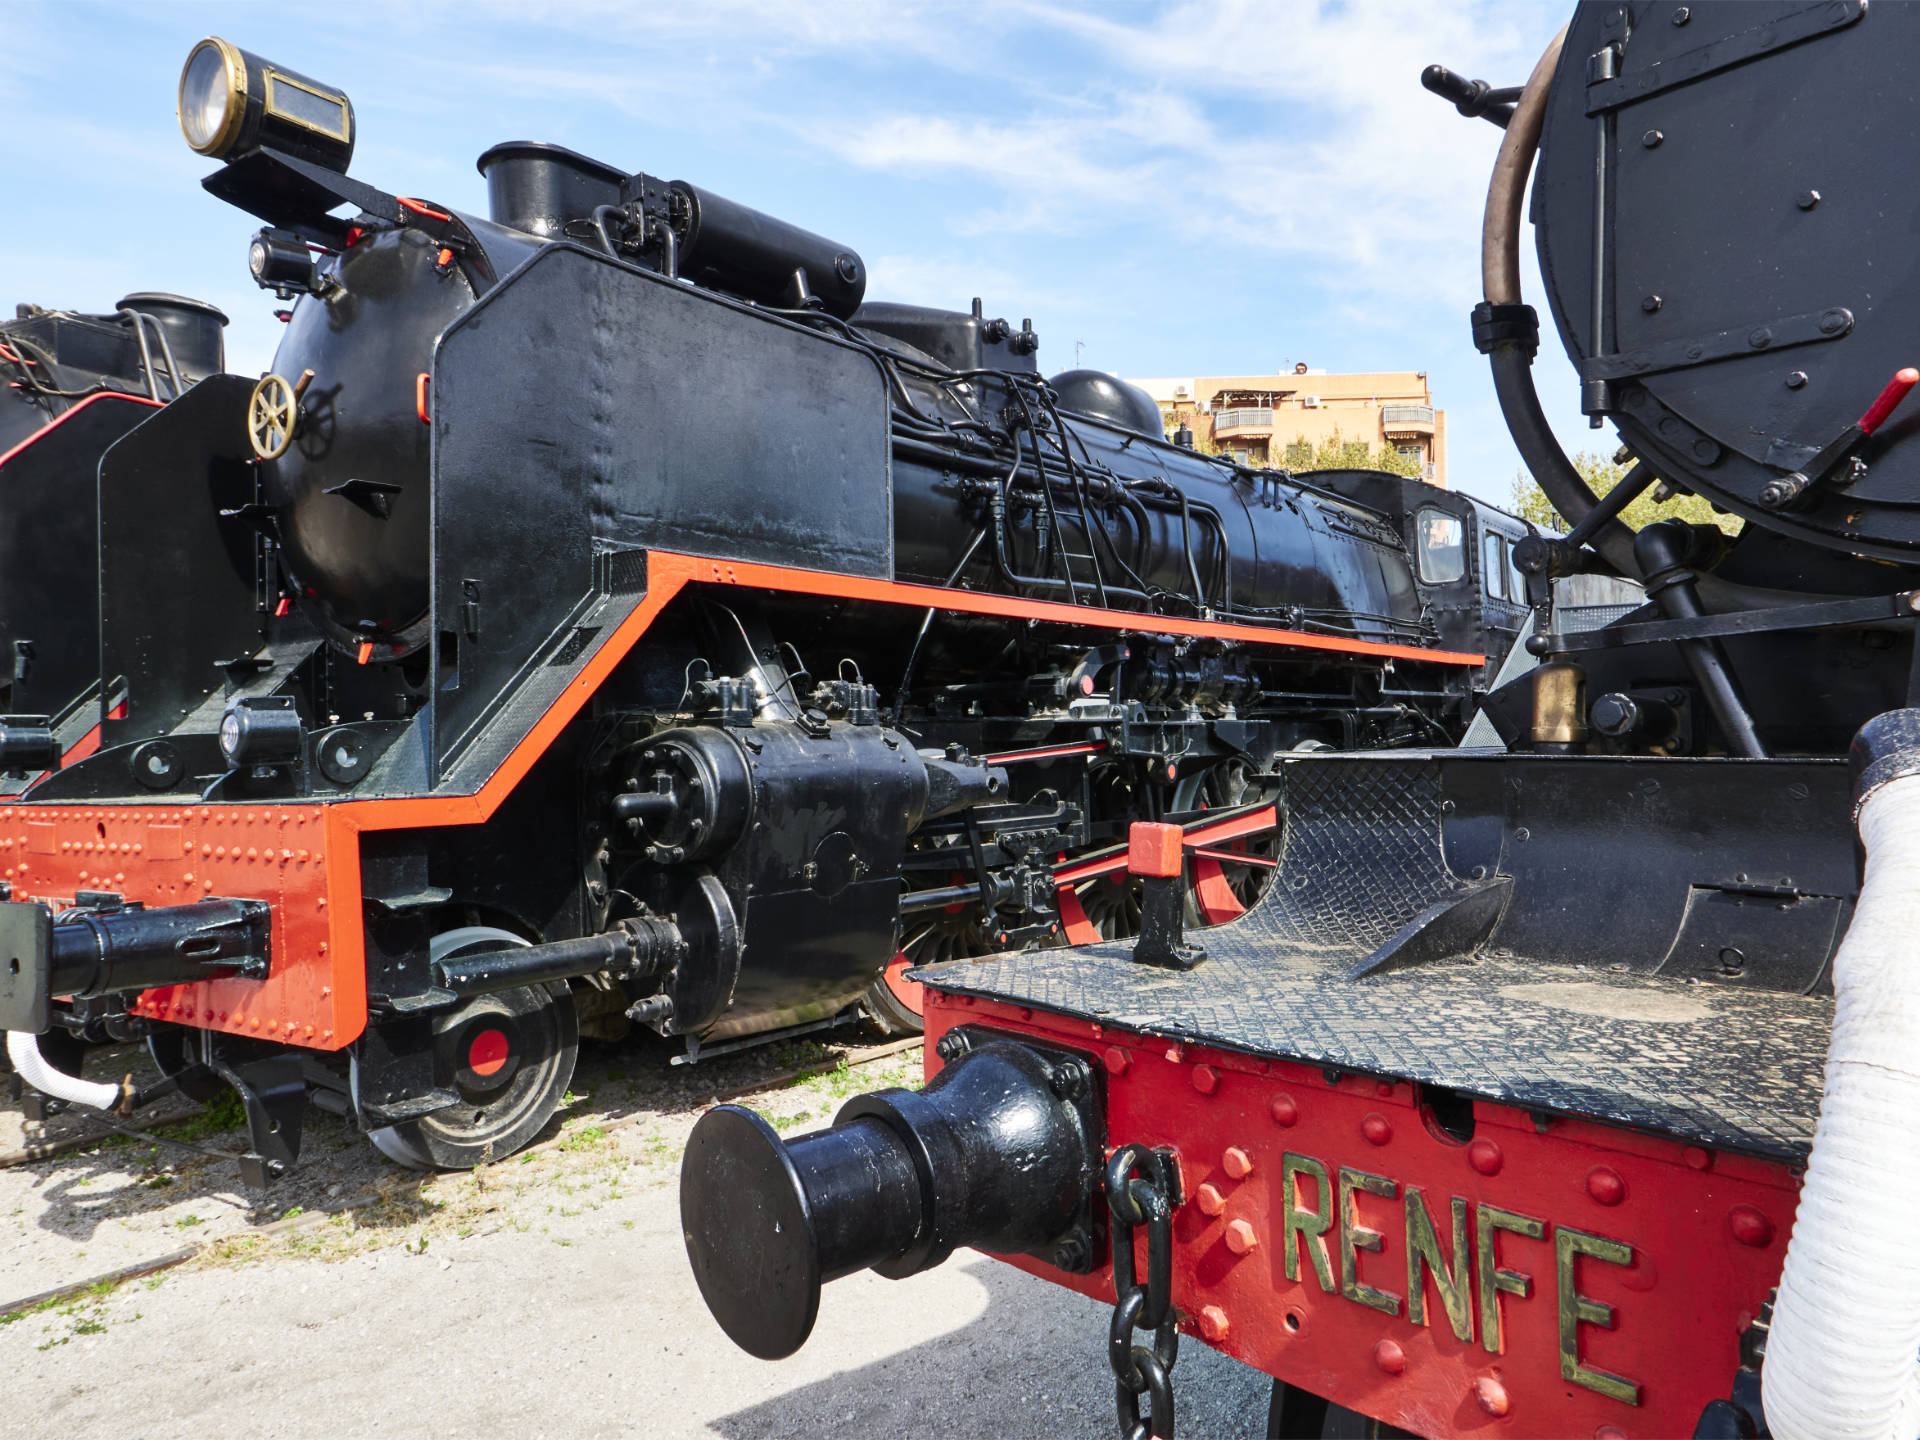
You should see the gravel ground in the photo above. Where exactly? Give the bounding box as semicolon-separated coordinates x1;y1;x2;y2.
0;1028;1271;1437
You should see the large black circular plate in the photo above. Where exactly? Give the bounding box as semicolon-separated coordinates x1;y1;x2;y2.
1535;0;1920;563
680;1104;821;1360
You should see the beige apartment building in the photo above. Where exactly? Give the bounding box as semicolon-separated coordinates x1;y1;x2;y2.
1129;364;1447;487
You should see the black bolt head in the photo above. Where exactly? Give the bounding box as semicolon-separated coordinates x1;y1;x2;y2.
1798;190;1821;210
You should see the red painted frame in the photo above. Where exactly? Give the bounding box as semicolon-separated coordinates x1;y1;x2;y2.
921;991;1796;1440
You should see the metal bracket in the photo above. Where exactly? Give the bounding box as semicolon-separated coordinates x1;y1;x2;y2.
1586;0;1867;113
1582;308;1853;382
1548;589;1920;654
210;1055;306;1191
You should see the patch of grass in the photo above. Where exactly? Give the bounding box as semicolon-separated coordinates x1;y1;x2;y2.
559;1124;608;1152
173;1089;247;1144
175;1214;204;1229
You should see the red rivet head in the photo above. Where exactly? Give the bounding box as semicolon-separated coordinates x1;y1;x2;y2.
1372;1339;1406;1376
1269;1093;1299;1127
1474;1377;1510;1417
1683;1145;1713;1171
1467;1138;1503;1176
1596;1427;1630;1440
1728;1206;1775;1248
1375;1080;1394;1097
1222;1146;1253;1180
1586;1166;1626;1206
1197;1305;1230;1342
1195;1183;1226;1218
1224;1219;1259;1255
1192;1064;1220;1095
1361;1114;1392;1146
1103;1046;1130;1076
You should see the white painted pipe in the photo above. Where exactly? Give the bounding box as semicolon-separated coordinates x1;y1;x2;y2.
1765;772;1920;1440
6;1030;123;1113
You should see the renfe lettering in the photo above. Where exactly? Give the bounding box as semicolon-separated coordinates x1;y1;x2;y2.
1281;1152;1335;1292
1404;1187;1473;1343
1266;1148;1637;1405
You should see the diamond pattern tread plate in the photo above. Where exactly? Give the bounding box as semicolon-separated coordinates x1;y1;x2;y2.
921;760;1830;1163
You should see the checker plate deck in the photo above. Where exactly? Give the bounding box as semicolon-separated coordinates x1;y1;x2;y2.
921;757;1832;1163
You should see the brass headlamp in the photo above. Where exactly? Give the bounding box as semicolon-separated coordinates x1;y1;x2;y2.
178;37;355;173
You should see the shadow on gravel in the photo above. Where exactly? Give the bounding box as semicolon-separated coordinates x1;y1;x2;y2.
4;1017;910;1244
706;1257;1272;1440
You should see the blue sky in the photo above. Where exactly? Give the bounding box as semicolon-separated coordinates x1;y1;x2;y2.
1;0;1595;509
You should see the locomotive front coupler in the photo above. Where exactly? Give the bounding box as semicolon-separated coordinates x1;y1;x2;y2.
681;1026;1106;1360
0;895;271;1036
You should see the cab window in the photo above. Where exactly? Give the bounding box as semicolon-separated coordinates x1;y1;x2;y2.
1483;531;1507;600
1416;507;1466;584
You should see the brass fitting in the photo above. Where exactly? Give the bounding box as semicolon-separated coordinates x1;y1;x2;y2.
1529;661;1589;746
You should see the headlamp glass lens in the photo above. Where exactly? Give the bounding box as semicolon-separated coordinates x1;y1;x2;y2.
219;710;243;760
181;44;232;152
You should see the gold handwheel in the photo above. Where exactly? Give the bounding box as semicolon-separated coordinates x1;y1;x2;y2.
247;372;299;461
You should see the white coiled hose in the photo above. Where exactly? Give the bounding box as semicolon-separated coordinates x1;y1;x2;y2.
1765;773;1920;1440
6;1029;123;1112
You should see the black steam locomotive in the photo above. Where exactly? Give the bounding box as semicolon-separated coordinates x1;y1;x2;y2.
1;37;1527;1179
1;295;228;771
679;6;1920;1438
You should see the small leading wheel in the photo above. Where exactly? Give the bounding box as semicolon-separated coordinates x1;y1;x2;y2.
366;927;579;1171
146;1027;228;1104
864;877;994;1036
864;951;924;1035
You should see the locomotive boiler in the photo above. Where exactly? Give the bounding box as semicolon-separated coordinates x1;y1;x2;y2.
1;294;227;777
681;4;1920;1438
0;37;1518;1180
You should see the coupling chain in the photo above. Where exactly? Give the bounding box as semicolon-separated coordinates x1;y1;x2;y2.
1107;1143;1181;1440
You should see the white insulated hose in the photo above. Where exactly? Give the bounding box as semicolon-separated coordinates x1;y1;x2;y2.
6;1029;124;1113
1765;770;1920;1440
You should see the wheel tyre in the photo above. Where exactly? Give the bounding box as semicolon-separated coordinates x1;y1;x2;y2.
146;1028;230;1104
863;952;924;1036
366;928;578;1171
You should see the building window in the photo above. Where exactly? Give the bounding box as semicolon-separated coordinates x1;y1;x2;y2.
1397;444;1422;461
1416;507;1466;584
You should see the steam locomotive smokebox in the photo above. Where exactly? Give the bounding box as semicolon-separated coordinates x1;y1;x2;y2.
477;142;626;239
1535;0;1920;560
428;244;890;769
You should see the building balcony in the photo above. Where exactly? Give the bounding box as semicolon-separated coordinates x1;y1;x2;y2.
1381;404;1435;437
1212;407;1274;437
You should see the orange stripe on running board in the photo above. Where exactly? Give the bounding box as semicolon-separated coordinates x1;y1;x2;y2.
330;548;1464;839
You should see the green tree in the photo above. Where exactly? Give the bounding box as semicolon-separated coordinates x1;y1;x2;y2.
1281;428;1424;478
1158;419;1425;479
1510;450;1742;535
